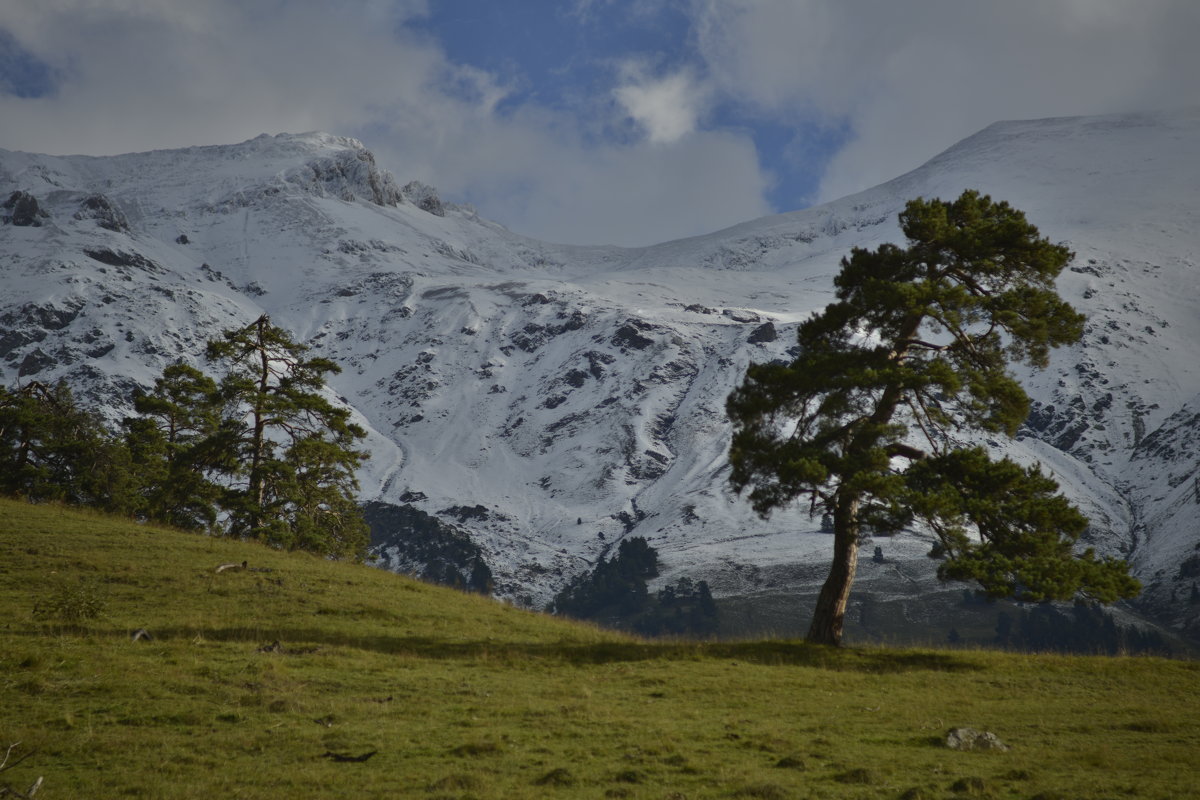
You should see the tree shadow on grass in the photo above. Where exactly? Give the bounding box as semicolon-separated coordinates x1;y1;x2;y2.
120;626;981;673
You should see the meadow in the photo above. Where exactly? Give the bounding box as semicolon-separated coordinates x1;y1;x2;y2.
1;498;1197;799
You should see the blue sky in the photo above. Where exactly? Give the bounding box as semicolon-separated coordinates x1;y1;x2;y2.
411;1;851;215
1;1;1198;246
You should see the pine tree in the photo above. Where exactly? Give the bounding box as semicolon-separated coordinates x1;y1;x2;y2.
697;580;717;618
0;380;134;511
551;536;658;620
727;190;1140;646
468;557;495;595
124;362;228;530
205;315;369;558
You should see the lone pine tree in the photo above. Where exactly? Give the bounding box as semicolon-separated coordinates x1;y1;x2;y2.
727;190;1139;646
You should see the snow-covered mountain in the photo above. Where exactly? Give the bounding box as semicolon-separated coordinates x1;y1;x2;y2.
3;110;1199;639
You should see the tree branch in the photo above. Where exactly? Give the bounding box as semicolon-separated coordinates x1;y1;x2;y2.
886;442;927;461
896;338;949;353
906;394;946;456
948;267;994;298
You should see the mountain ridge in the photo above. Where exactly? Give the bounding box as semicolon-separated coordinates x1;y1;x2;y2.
2;110;1199;639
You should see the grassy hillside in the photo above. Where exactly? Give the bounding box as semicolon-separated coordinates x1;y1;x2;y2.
1;499;1197;799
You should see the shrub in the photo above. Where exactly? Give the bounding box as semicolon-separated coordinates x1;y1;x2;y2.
33;578;107;623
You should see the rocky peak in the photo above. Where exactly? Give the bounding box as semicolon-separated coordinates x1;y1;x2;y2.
281;147;403;206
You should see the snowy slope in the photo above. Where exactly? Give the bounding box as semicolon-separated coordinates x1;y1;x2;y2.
2;110;1199;635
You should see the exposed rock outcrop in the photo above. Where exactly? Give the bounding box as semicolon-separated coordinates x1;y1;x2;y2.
402;181;445;216
3;191;48;227
748;321;778;343
74;194;130;233
283;148;403;206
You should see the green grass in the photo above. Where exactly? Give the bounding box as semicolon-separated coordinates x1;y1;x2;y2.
2;498;1198;799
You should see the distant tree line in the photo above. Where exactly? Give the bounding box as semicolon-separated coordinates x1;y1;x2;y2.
0;380;134;511
0;315;369;560
361;501;494;595
550;536;719;637
993;601;1169;655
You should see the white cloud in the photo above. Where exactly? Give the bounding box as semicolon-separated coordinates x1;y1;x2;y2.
614;68;707;144
570;0;669;24
371;101;771;246
0;0;770;246
689;0;1200;202
0;0;442;155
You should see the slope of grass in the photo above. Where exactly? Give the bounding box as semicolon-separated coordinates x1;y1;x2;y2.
2;498;1197;799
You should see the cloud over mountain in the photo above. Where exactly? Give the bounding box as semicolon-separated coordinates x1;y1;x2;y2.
2;1;1198;245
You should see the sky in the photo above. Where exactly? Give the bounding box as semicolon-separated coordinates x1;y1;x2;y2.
1;1;1198;247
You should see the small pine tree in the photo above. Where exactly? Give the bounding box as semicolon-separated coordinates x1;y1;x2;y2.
698;580;718;617
468;557;495;595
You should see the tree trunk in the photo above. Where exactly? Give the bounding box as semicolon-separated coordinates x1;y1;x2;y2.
247;316;270;533
806;495;861;646
805;319;916;646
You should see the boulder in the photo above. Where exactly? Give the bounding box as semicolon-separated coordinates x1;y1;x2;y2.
748;321;778;343
945;727;1009;752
